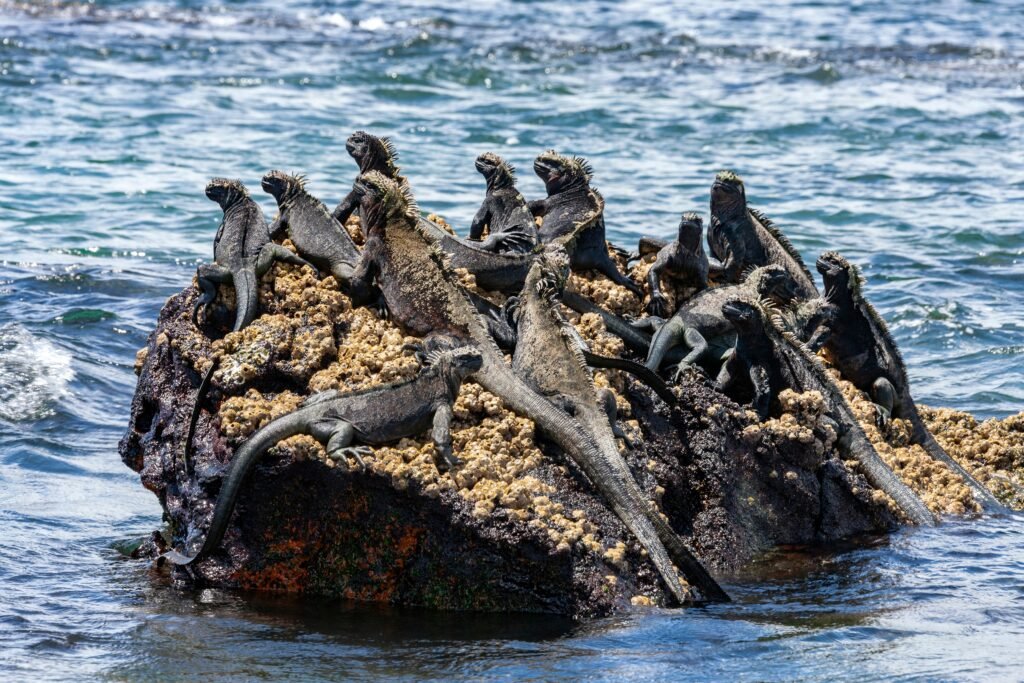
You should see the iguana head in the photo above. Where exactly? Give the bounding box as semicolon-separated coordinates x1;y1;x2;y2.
205;178;249;210
260;170;305;204
815;251;854;287
677;212;704;251
722;299;763;334
533;150;593;194
421;335;484;380
347;131;401;176
711;170;746;216
352;170;418;231
475;152;516;190
748;265;800;305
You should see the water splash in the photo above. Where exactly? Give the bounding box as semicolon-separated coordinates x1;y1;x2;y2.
0;324;74;422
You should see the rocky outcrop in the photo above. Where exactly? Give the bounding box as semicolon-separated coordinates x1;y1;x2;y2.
123;244;1021;619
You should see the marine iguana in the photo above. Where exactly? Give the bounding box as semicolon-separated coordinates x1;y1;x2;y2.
261;170;362;285
816;252;1005;513
467;152;538;254
709;171;818;298
643;212;710;318
331;130;405;225
164;338;483;567
193;178;316;332
640;265;801;376
777;295;837;353
506;246;727;603
347;170;728;603
332;131;536;294
718;299;937;526
530;151;643;297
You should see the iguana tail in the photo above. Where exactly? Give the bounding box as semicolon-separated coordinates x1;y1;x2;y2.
164;406;314;566
474;348;728;604
232;266;260;332
907;407;1007;514
644;317;685;373
562;290;651;355
582;350;677;405
183;361;217;471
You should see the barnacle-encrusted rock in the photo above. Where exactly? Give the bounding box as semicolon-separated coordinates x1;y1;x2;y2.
120;227;1021;618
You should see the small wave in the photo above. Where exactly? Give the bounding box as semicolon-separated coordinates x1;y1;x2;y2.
0;324;74;422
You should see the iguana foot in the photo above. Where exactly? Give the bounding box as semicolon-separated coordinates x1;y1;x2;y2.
328;445;372;470
673;362;704;383
646;294;670;319
434;448;462;472
873;403;892;430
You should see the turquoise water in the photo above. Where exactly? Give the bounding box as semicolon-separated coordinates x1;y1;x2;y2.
1;1;1022;679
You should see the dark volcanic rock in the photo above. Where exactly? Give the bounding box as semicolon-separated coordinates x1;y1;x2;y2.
120;270;898;619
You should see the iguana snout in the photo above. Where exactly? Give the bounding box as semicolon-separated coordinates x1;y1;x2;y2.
678;212;704;250
711;170;745;206
816;251;851;280
260;170;295;200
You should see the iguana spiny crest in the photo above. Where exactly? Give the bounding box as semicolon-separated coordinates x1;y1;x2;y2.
205;178;250;210
533;150;594;194
354;170;420;226
347;130;401;177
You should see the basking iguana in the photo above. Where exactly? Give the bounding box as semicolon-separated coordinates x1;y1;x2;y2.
193;178;316;332
332;130;406;225
708;171;818;298
261;170;362;285
507;246;727;602
530;151;643;297
816;252;1005;513
164;338;483;567
332;131;535;294
347;170;729;604
640;265;801;376
777;295;837;353
468;152;538;254
643;212;710;317
717;299;937;526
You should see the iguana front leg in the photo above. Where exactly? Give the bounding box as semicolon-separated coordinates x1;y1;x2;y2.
645;316;685;372
871;377;897;428
598;388;633;448
678;327;709;370
332;188;359;225
256;243;319;278
268;215;288;241
348;233;383;308
528;197;547;217
431;402;459;470
468;200;492;242
646;249;672;317
749;364;771;420
193;262;232;327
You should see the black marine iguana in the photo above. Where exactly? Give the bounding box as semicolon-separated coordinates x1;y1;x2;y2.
816;252;1005;513
193;178;316;332
507;246;728;603
164;339;483;567
640;265;801;376
717;299;937;526
332;131;536;294
777;295;837;353
709;171;818;298
643;212;710;318
347;170;728;603
262;170;362;285
468;152;538;254
530;151;643;297
331;130;405;225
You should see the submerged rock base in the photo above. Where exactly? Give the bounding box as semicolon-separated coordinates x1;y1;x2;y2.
120;249;1022;618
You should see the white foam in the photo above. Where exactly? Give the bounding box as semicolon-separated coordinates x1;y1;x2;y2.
0;325;74;422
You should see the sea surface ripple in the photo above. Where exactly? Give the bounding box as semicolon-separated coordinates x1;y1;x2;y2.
0;1;1022;680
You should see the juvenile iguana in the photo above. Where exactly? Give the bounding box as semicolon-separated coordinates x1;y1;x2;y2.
468;152;538;254
507;246;727;603
709;171;818;298
640;265;801;376
816;252;1005;513
262;170;362;285
644;212;710;317
530;151;643;297
347;170;728;604
717;299;937;526
193;178;316;332
164;338;483;567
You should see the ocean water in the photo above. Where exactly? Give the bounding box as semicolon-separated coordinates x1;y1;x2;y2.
0;1;1022;679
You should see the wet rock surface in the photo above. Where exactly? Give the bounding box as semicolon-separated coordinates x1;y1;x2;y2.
120;249;1016;618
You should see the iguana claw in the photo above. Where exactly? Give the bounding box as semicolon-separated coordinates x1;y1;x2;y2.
329;445;372;470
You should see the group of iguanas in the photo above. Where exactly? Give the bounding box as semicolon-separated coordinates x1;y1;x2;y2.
168;130;1005;608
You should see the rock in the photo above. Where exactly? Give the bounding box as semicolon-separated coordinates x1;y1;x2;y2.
120;258;942;619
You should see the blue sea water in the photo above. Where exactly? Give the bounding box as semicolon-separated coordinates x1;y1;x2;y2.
0;1;1022;679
